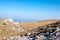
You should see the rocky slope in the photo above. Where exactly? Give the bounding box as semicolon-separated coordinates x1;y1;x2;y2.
20;19;60;34
0;18;60;39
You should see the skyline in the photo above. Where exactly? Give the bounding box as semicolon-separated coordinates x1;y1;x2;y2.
0;0;60;22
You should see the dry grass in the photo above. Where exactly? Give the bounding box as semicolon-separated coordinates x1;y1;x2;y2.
20;19;59;32
0;18;59;38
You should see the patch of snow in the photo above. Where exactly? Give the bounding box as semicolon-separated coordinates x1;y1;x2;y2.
0;24;2;28
0;30;2;33
13;22;19;25
4;18;14;23
17;27;24;32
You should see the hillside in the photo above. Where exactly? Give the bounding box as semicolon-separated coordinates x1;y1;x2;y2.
0;18;24;38
0;18;60;38
20;19;59;33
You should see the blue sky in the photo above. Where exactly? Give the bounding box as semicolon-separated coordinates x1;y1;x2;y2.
0;0;60;22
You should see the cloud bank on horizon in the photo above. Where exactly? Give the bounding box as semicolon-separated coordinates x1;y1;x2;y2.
0;0;60;22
